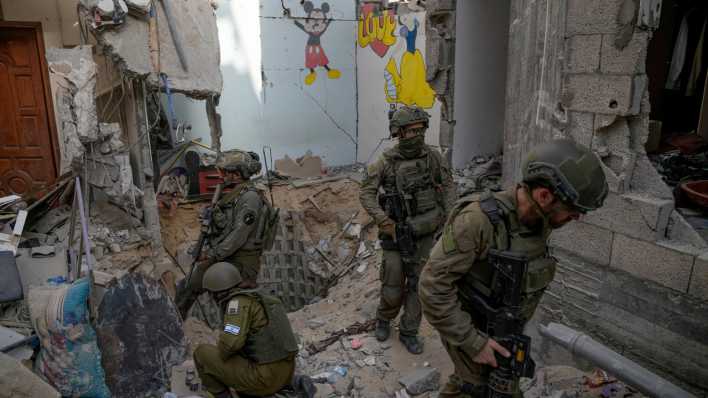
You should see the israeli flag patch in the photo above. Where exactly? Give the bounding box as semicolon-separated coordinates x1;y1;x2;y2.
224;324;241;335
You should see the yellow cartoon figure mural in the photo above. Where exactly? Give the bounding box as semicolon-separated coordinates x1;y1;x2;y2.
384;17;436;109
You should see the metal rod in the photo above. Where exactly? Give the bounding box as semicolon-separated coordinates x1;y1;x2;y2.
75;176;93;279
539;323;696;398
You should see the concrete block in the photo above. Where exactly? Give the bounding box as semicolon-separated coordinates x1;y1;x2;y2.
0;353;60;397
566;112;594;148
629;154;674;199
666;211;708;250
689;253;708;300
567;0;625;35
584;193;673;242
566;35;602;73
398;367;441;395
562;74;634;115
630;75;648;115
611;234;694;292
550;221;613;266
601;32;649;74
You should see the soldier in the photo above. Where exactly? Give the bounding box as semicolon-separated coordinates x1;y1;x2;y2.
419;139;608;397
359;105;456;355
193;262;304;398
176;150;271;318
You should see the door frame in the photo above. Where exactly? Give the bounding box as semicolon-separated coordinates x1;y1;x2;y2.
0;21;61;182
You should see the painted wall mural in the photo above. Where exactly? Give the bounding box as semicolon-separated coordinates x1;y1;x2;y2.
358;4;396;57
384;16;436;109
356;9;442;164
294;1;342;85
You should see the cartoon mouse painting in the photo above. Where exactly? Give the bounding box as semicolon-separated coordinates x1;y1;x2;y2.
294;1;341;85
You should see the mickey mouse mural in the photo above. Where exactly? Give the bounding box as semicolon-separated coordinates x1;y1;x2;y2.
293;1;342;85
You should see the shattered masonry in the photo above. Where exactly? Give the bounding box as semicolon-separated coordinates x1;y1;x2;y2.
504;0;708;393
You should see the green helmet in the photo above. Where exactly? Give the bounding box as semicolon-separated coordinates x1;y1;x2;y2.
202;262;242;292
523;139;608;212
389;106;430;136
216;150;262;179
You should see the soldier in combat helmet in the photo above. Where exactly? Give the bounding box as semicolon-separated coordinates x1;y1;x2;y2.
176;150;274;319
419;139;608;397
193;262;314;398
359;105;457;355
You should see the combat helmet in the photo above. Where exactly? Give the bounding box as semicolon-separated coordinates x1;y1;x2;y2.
389;106;430;137
202;262;243;292
523;139;608;212
216;150;262;179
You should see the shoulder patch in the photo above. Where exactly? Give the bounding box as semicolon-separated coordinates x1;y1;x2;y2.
442;223;457;254
224;324;241;335
243;212;256;225
227;300;239;315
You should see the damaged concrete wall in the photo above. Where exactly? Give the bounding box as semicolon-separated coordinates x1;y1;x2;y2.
173;0;357;165
502;0;708;393
356;3;443;163
46;46;98;173
93;0;222;98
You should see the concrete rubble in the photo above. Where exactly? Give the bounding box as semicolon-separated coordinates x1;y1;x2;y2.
82;0;222;98
0;353;60;398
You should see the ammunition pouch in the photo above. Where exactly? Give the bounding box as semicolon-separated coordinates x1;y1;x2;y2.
407;206;444;237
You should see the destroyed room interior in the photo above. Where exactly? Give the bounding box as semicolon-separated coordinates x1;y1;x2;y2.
0;0;707;397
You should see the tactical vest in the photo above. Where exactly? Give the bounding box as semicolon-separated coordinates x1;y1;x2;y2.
240;291;299;364
381;149;445;237
449;190;556;323
212;183;273;253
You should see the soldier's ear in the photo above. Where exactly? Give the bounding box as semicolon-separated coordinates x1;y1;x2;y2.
303;1;314;14
321;2;330;14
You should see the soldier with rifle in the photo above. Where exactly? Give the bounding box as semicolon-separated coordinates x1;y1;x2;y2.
175;150;277;319
419;139;608;397
359;105;456;354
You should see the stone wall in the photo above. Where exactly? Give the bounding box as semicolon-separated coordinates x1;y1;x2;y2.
502;0;708;394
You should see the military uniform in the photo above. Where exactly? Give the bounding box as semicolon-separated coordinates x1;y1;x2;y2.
194;290;299;396
176;181;269;317
360;144;456;339
419;188;554;396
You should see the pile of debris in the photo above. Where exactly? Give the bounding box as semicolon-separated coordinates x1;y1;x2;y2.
454;155;502;196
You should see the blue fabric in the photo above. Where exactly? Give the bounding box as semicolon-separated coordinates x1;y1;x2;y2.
35;278;111;397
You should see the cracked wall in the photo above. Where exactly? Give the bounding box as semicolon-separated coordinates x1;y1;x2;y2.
502;0;708;394
174;0;357;165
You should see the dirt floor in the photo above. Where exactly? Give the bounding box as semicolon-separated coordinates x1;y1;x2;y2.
162;175;646;398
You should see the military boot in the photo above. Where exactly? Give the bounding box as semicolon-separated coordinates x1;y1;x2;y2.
375;319;391;342
399;334;423;355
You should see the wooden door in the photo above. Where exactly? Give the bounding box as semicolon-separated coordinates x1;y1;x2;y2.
0;23;58;198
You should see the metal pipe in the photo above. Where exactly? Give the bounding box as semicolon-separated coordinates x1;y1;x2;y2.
539;323;696;398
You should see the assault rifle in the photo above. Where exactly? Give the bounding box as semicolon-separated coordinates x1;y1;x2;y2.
186;183;223;283
379;192;416;257
465;249;535;398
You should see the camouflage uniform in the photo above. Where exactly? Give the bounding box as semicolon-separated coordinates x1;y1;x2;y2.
194;290;298;396
360;144;456;339
419;139;608;396
176;150;270;318
419;188;553;396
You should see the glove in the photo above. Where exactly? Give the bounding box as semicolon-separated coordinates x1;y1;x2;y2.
378;218;396;239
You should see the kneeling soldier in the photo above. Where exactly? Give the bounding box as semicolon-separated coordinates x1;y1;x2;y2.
193;262;299;398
